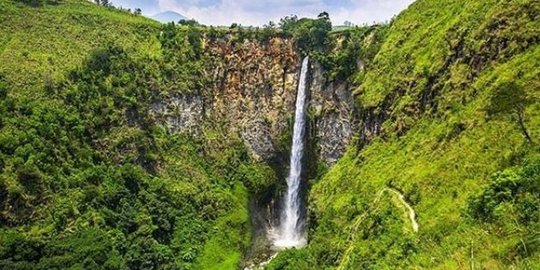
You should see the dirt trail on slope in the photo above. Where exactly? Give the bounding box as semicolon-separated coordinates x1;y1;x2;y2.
387;188;419;232
247;187;420;270
337;187;419;270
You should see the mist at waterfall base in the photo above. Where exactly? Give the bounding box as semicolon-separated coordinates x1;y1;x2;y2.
270;57;309;249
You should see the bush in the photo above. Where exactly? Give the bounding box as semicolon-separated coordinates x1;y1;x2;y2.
266;248;315;270
469;159;540;223
279;12;332;54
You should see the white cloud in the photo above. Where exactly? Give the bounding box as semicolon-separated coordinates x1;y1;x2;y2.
118;0;416;26
333;0;414;25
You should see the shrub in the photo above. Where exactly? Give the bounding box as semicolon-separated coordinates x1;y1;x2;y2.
469;159;540;223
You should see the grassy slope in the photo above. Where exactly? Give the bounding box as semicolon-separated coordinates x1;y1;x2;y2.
0;1;255;269
299;0;540;269
1;0;538;269
0;0;160;94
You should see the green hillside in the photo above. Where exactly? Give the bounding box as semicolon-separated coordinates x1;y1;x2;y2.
0;1;262;269
0;0;160;94
0;0;539;269
270;0;540;269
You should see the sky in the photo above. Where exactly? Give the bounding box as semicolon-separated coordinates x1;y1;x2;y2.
112;0;416;26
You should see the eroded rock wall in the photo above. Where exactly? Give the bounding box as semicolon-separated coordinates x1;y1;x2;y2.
309;61;356;165
204;37;300;162
149;35;361;166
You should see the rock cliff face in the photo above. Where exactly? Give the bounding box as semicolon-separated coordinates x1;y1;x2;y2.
204;37;300;162
310;61;356;165
149;94;204;134
146;32;387;262
149;35;359;166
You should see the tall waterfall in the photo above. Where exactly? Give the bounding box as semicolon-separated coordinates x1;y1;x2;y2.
274;56;309;249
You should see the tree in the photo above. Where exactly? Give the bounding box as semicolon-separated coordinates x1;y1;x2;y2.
179;19;199;26
279;15;298;33
318;11;330;21
277;12;332;54
267;21;276;28
134;8;142;15
258;21;277;42
310;12;332;48
100;0;111;7
468;159;540;222
486;82;534;143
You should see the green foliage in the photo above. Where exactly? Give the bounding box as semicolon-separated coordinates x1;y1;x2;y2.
0;0;160;94
279;12;332;55
0;79;6;98
195;183;250;270
238;163;278;194
14;0;44;7
314;25;389;81
486;82;531;118
469;158;540;224
266;248;315;270
467;158;540;263
14;0;61;7
356;0;540;109
299;0;540;269
179;19;200;26
486;81;535;142
0;3;256;268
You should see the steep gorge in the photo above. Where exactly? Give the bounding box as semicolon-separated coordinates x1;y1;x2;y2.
149;35;362;166
0;0;539;269
148;33;367;256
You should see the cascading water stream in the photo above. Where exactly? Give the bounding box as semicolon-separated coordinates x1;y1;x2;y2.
273;56;309;249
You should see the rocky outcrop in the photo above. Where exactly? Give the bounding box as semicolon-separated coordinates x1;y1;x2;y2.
309;61;356;165
240;119;276;162
204;37;300;162
146;34;371;264
149;35;361;165
149;94;204;134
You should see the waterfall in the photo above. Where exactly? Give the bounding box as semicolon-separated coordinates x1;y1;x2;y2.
273;56;309;249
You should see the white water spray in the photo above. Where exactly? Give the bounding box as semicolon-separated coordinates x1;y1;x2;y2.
273;57;309;249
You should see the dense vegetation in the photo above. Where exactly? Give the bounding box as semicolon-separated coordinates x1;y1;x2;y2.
269;0;540;269
1;0;539;269
0;0;275;268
